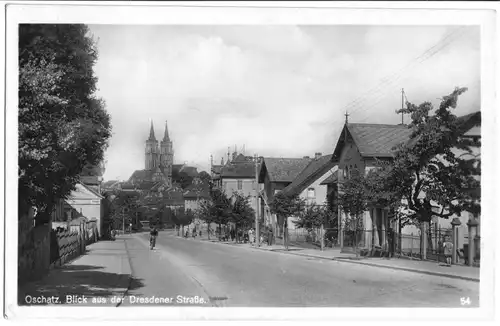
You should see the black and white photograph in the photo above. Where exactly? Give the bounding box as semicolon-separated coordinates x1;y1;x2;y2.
3;1;497;322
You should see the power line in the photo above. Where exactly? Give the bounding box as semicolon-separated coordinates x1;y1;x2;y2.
339;27;465;116
348;28;471;124
347;26;469;119
324;26;470;127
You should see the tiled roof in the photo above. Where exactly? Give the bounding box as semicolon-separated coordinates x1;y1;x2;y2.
129;169;153;181
282;155;336;197
102;180;120;188
320;171;338;185
162;188;185;206
137;181;157;190
260;157;312;183
120;182;136;190
181;166;199;177
221;162;256;178
183;184;211;199
211;165;222;174
333;124;413;161
232;153;253;164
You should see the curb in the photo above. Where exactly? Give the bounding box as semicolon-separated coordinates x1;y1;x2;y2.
249;245;480;282
175;235;480;283
116;238;134;307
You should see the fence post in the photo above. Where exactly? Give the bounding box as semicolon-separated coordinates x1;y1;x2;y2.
410;233;413;260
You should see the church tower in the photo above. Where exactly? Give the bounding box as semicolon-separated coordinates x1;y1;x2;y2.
145;120;159;170
160;120;174;186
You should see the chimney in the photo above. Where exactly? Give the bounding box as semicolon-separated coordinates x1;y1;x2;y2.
315;152;322;159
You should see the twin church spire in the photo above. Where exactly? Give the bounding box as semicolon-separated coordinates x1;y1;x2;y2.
148;120;170;142
145;120;174;185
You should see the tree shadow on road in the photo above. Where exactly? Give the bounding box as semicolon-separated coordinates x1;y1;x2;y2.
18;264;144;305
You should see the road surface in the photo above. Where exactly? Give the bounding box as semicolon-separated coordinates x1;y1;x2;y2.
119;232;479;307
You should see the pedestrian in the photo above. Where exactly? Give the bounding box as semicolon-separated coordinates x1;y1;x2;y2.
387;228;394;259
443;236;454;266
268;227;273;246
249;228;255;246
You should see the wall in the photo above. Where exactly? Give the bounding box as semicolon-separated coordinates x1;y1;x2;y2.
65;200;102;236
222;177;258;210
18;205;51;286
298;169;335;206
337;138;365;179
185;199;200;212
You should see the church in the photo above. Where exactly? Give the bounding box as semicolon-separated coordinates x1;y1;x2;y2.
128;120;174;187
126;120;199;189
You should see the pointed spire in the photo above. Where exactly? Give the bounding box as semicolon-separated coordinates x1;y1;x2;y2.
163;120;170;142
148;120;156;141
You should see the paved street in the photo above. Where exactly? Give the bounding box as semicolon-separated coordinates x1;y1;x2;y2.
120;232;479;307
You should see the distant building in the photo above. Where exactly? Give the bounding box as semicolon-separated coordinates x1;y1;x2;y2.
281;153;337;229
129;120;174;187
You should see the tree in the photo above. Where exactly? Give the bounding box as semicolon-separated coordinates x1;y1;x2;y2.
195;183;232;240
338;169;369;257
294;203;337;249
374;87;481;258
269;192;306;250
19;24;111;225
388;87;480;222
229;192;255;235
198;171;212;183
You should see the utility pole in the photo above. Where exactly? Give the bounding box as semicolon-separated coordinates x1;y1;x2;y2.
401;88;405;125
254;153;260;247
122;206;125;234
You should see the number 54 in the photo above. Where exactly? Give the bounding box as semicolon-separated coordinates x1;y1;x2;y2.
460;297;471;305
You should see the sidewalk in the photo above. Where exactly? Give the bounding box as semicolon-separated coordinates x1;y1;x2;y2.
19;237;134;306
182;235;480;282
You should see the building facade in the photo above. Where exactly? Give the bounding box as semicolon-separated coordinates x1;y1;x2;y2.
139;120;174;186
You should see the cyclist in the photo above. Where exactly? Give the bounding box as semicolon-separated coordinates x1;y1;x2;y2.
150;226;158;249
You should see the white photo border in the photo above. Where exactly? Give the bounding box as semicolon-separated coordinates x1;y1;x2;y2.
2;1;497;322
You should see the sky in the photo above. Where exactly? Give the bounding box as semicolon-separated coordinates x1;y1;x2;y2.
88;25;481;182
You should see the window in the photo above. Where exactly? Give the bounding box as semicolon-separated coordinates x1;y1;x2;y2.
307;188;315;199
237;180;243;190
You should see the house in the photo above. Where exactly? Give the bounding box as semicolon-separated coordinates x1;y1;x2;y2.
330;112;481;254
183;181;210;213
59;183;105;236
281;153;337;229
80;162;106;194
258;156;312;230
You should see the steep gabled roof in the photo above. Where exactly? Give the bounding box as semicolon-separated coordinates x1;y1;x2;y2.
221;162;256;179
183;183;211;199
282;155;336;197
102;180;120;188
232;153;253;164
129;169;155;182
181;166;199;177
259;157;312;183
332;123;413;161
